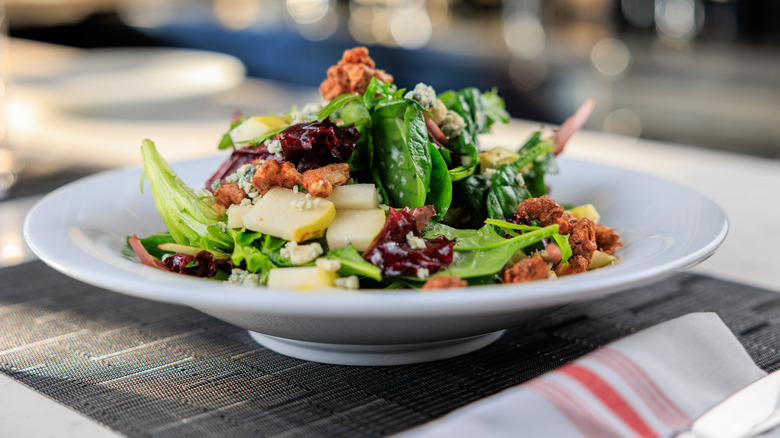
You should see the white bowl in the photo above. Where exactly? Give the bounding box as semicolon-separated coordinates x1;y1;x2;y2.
24;156;728;365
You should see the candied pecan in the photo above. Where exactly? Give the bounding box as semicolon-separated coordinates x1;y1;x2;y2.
555;211;579;235
569;217;597;264
554;255;589;277
422;276;468;290
251;159;303;195
595;224;624;255
502;255;549;284
302;162;350;198
213;182;248;207
515;196;564;226
319;47;394;101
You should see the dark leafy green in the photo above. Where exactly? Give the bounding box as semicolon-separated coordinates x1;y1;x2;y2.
425;142;453;220
372;101;431;208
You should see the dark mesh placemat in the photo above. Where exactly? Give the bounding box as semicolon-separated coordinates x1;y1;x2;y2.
1;261;779;437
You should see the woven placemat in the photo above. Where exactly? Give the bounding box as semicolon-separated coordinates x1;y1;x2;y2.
1;261;779;437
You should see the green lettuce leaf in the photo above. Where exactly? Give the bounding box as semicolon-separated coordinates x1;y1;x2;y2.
140;139;233;252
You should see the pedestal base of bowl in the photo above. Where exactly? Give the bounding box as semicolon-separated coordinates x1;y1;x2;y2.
248;330;506;366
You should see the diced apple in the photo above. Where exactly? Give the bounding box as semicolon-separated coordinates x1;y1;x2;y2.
326;184;380;209
229;116;289;144
326;209;386;251
568;203;600;223
242;187;336;242
479;147;520;169
267;266;337;290
226;203;252;228
588;250;617;270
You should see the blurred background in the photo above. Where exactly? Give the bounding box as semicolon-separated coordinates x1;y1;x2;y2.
1;0;779;199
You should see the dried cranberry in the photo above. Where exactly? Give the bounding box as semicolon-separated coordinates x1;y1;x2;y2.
205;146;273;192
164;251;233;278
362;206;456;278
278;121;358;172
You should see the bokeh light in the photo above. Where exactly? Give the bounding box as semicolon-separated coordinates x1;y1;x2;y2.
390;5;432;49
590;38;631;79
655;0;704;45
213;0;262;30
602;108;643;138
503;13;546;60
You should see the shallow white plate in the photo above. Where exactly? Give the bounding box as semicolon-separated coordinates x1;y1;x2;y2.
23;156;728;365
15;47;245;109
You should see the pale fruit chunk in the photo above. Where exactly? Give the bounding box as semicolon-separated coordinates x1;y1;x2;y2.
479;147;520;169
229;116;289;144
226;204;252;229
568;203;600;223
588;250;617;270
326;209;386;251
326;184;380;209
242;187;336;242
267;266;337;290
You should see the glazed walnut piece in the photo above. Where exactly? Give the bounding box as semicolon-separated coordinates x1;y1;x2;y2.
515;196;564;227
319;47;394;101
301;162;350;198
422;276;468;290
595;224;624;255
251;159;303;195
213;182;248;207
554;254;589;277
502;255;549;284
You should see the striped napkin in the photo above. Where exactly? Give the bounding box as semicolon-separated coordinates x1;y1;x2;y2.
396;312;767;438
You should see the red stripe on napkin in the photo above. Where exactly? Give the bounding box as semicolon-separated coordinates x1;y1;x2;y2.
528;379;624;438
560;364;659;438
593;348;690;429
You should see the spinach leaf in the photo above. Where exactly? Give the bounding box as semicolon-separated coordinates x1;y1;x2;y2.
372;101;431;208
480;88;510;130
454;224;559;251
434;224;560;278
486;164;530;220
317;93;363;121
452;174;489;228
422;221;478;240
426;142;453;221
325;246;382;281
437;246;520;278
450;224;508;251
446;139;478;182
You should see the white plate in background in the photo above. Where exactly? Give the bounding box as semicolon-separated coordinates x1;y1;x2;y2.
14;47;246;109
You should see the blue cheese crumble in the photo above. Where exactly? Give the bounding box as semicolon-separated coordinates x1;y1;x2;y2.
266;138;283;158
334;275;360;290
281;241;323;265
290;102;326;124
405;83;438;110
228;268;263;287
225;163;260;202
406;231;427;250
440;110;466;138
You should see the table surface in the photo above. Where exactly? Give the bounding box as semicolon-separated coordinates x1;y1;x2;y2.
1;39;779;437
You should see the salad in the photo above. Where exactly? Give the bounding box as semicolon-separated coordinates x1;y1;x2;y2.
129;47;623;291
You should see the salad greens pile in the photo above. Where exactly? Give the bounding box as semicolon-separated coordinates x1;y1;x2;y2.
130;48;615;290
